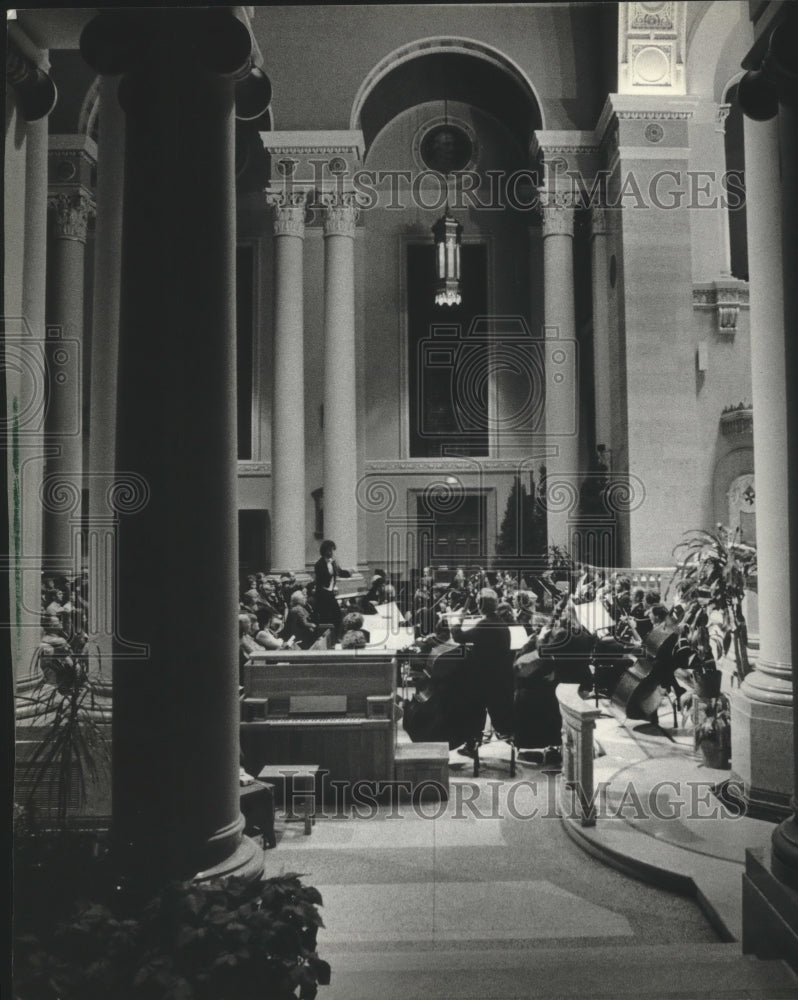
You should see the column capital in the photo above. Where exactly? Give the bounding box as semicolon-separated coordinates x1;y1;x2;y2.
81;9;254;79
266;189;308;238
6;35;57;122
320;190;359;238
539;194;575;238
47;190;95;243
738;11;798;120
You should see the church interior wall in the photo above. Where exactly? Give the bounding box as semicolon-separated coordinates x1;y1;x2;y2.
252;4;606;133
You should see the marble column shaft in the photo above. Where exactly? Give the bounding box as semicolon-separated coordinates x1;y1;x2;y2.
81;8;263;888
88;75;125;644
44;187;93;573
321;191;359;567
540;200;579;548
269;191;307;572
740;115;791;704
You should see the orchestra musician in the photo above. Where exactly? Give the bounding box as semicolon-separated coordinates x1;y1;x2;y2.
448;588;514;755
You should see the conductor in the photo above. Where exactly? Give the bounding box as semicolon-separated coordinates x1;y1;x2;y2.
448;588;514;756
313;539;353;639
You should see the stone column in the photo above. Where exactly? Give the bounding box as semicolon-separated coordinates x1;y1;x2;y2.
768;26;798;893
730;113;792;815
44;171;94;576
540;197;579;549
320;190;359;566
736;9;798;955
590;206;612;457
18;117;50;682
87;75;125;650
81;8;263;888
6;30;55;684
267;189;307;572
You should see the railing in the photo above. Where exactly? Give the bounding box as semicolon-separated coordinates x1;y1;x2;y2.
556;684;603;827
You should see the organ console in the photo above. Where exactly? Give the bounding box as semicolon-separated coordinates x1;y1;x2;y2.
241;649;398;802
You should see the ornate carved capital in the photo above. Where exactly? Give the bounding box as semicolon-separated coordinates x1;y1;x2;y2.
266;190;307;238
539;196;575;238
319;190;359;238
47;190;94;243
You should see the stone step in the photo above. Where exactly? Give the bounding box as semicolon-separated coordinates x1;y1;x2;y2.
317;942;798;1000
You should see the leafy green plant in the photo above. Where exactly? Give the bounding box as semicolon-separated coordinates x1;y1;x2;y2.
669;525;756;683
17;637;109;837
14;873;330;1000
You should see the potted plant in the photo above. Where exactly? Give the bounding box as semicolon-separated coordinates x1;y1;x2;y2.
14;872;331;1000
695;698;732;769
17;628;110;838
14;627;111;936
669;524;757;687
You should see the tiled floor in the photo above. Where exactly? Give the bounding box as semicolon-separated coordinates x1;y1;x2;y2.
268;741;720;955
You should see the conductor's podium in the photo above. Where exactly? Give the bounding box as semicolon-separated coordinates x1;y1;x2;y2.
241;649;397;803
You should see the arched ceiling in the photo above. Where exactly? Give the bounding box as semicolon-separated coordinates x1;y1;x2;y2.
359;50;542;156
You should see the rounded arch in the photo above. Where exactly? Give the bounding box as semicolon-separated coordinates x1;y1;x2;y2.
721;70;746;104
77;75;100;141
350;37;544;156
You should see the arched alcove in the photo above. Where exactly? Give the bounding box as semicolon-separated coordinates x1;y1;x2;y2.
351;38;543;158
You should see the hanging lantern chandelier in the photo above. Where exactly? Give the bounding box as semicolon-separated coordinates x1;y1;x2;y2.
431;98;463;307
432;206;462;306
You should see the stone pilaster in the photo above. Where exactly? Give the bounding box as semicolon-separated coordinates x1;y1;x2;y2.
595;94;701;566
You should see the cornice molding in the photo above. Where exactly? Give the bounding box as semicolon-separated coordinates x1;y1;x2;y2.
260;130;365;160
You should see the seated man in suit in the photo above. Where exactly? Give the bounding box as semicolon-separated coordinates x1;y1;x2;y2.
448;588;513;753
283;590;321;650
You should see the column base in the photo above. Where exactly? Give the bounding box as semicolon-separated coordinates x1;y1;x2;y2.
727;769;793;823
729;686;793;801
194;835;264;883
743;846;798;972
